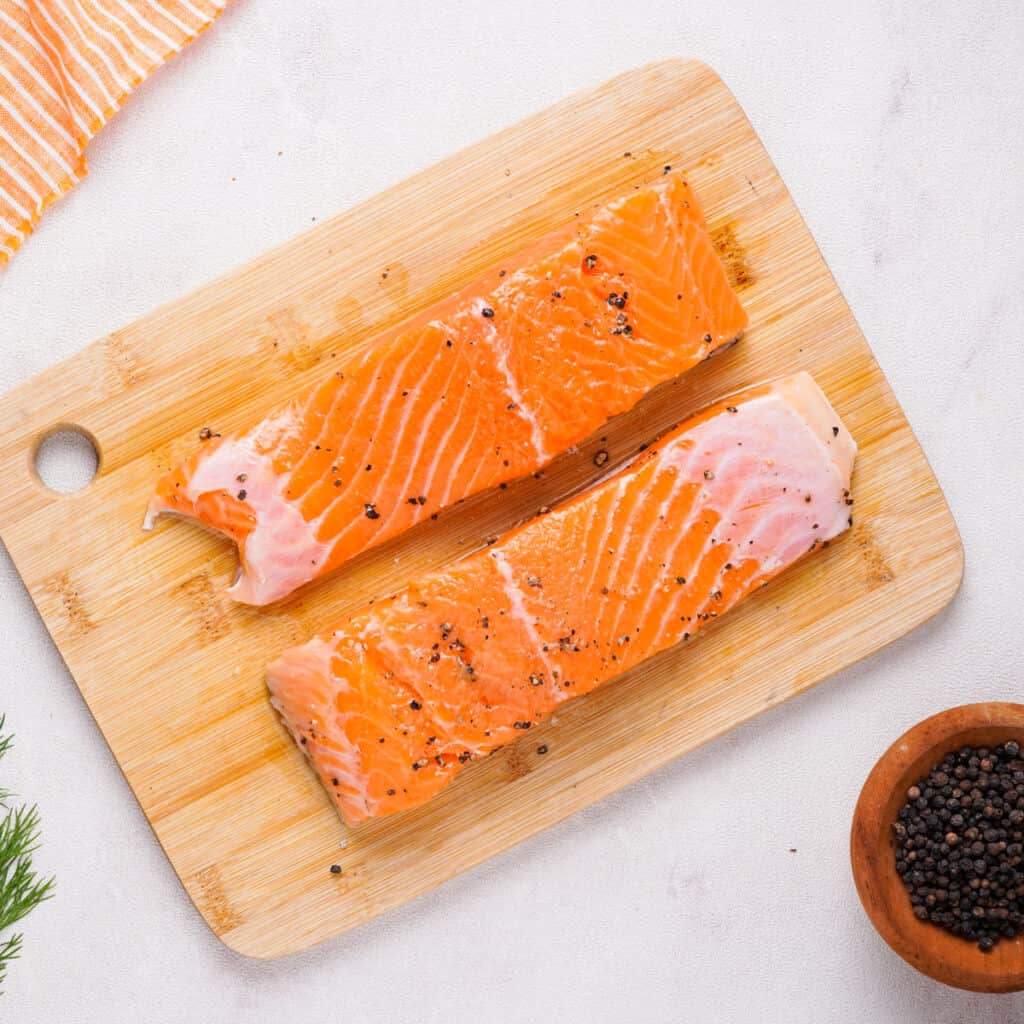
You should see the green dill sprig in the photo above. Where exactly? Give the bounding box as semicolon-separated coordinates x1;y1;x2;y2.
0;716;55;993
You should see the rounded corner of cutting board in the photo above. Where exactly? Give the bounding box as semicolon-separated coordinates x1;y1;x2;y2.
196;907;304;961
635;56;730;94
935;516;966;611
899;503;965;639
211;927;285;961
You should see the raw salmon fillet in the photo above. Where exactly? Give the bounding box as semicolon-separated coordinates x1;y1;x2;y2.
267;372;856;825
145;173;747;604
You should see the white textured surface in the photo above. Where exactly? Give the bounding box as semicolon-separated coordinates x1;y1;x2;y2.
1;1;1022;1020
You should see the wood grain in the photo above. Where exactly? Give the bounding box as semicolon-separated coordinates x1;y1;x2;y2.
0;60;963;958
851;704;1024;992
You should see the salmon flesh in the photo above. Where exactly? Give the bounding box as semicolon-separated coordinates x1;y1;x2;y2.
146;174;747;604
267;373;856;825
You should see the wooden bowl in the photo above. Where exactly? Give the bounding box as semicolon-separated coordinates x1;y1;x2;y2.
851;702;1024;992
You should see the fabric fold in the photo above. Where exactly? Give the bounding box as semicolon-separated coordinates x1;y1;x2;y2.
0;0;229;267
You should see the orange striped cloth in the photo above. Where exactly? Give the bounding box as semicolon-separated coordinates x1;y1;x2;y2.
0;0;228;267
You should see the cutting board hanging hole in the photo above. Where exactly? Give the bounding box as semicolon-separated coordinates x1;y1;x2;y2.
32;427;99;494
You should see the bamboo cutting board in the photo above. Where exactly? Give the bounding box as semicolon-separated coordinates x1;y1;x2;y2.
0;60;962;958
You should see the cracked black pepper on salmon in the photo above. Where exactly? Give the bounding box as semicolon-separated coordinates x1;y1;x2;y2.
267;373;856;824
146;173;747;605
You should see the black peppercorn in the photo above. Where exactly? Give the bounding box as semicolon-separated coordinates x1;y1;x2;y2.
893;739;1024;951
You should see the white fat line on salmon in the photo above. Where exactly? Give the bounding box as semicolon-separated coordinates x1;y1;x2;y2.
268;639;372;817
591;465;664;643
740;490;846;570
307;336;430;539
375;328;470;533
435;411;483;509
726;401;852;566
670;453;776;631
642;442;730;642
788;407;858;493
478;301;550;463
645;188;714;337
567;486;610;600
603;443;708;644
610;436;716;643
438;410;496;509
577;476;632;612
284;344;384;505
778;373;857;481
685;397;851;591
642;401;808;640
686;232;718;332
277;346;378;503
666;404;795;582
408;327;493;509
490;548;559;684
165;434;330;604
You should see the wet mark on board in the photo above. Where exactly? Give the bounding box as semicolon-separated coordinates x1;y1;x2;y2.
853;522;895;590
711;223;756;290
193;865;243;932
333;295;367;333
175;570;230;645
44;572;94;637
102;332;142;390
262;308;322;372
147;441;180;477
503;743;535;781
378;261;410;309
